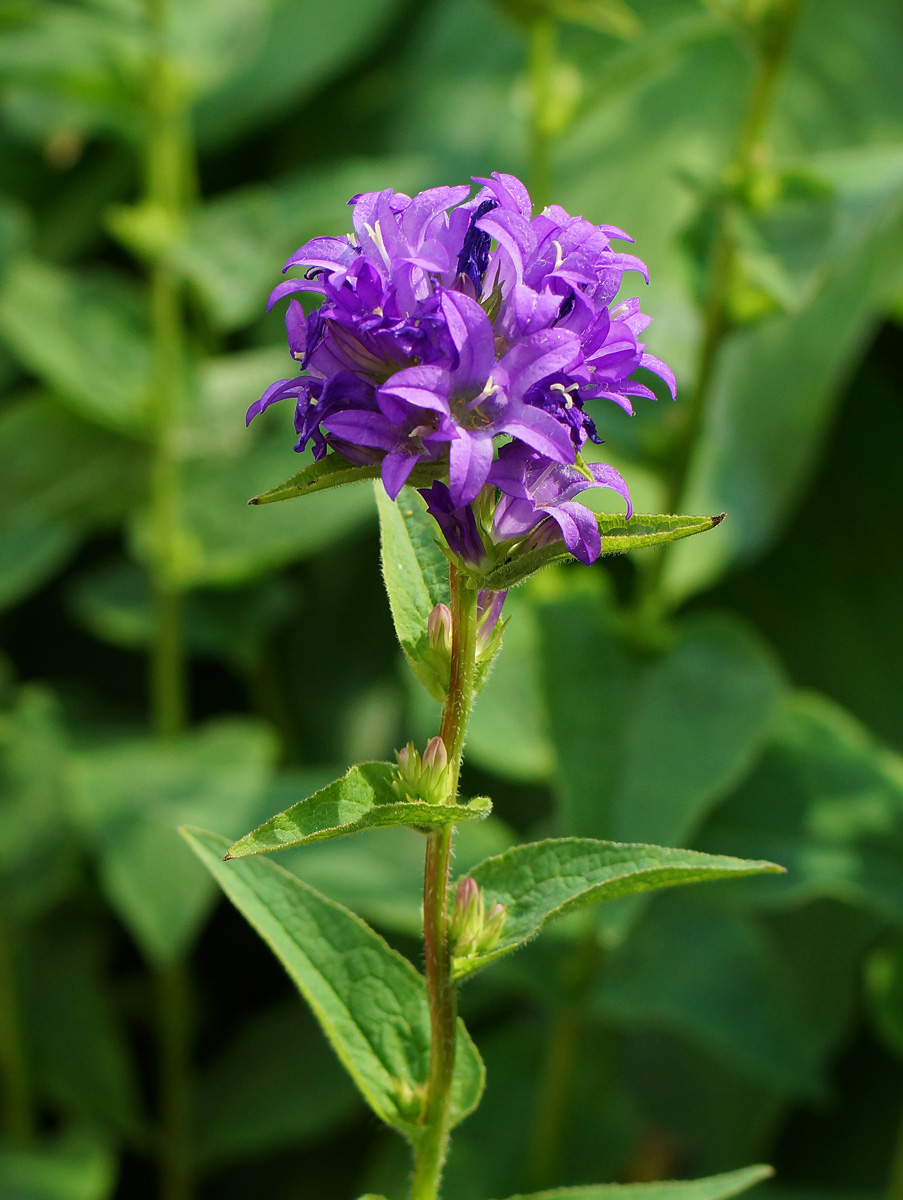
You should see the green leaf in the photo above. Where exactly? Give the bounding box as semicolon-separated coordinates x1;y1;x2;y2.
193;0;407;148
0;1135;115;1200
698;691;903;924
595;892;829;1097
251;453;444;506
490;1165;773;1200
0;686;77;922
539;603;785;846
665;145;903;600
453;837;781;979
0;395;145;610
131;419;375;587
376;484;450;700
472;513;725;592
68;719;276;964
0;261;151;434
193;1002;360;1168
25;925;144;1143
182;826;485;1139
225;761;491;859
467;587;554;783
865;937;903;1060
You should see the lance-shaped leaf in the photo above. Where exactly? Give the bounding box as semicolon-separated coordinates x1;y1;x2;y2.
251;452;443;505
491;1164;773;1200
471;513;724;592
376;484;451;700
452;838;782;979
225;761;491;859
182;827;485;1141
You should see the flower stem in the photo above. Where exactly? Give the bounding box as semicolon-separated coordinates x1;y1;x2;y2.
642;0;806;610
528;17;558;210
0;899;35;1144
410;567;479;1200
154;960;193;1200
146;0;192;741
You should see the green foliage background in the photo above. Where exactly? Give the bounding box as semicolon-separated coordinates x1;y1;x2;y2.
0;0;902;1197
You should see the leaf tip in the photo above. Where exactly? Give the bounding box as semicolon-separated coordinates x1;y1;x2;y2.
222;852;233;860
247;496;259;506
712;512;726;526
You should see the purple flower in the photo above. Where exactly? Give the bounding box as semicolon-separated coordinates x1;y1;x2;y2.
489;442;632;566
246;171;674;565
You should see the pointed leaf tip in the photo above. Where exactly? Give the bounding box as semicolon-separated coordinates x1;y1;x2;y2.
712;512;726;525
247;497;259;506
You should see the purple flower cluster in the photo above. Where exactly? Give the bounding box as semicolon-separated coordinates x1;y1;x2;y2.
248;172;674;566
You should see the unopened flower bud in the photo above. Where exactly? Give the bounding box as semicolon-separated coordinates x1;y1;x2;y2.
428;603;453;655
476;902;507;954
391;736;450;805
476;589;507;659
450;876;484;955
390;1074;427;1122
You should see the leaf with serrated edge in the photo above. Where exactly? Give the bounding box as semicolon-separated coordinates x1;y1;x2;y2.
251;453;443;505
225;761;491;859
182;827;484;1140
452;838;782;979
490;1163;773;1200
471;513;724;591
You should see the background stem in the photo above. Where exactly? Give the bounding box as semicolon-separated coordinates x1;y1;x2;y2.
410;569;479;1200
0;899;35;1144
642;0;805;609
528;17;557;210
154;961;193;1200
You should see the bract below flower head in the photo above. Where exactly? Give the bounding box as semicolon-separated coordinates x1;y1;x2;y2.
246;170;674;566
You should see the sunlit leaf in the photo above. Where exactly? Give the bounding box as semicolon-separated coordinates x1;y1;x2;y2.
453;837;780;979
183;826;485;1139
491;1164;773;1200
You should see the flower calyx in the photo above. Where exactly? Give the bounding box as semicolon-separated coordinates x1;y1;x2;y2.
391;736;450;806
450;876;507;966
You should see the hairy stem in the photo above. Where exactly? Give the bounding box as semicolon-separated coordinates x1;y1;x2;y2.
410;568;479;1200
0;900;35;1143
643;0;806;608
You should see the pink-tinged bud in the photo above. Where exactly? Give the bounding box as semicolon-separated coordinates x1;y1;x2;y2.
450;876;483;948
477;902;507;953
422;736;448;773
427;603;453;654
390;736;450;805
476;589;507;658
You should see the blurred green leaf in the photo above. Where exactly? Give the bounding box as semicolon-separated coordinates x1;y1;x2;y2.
539;603;784;844
454;838;780;979
596;891;823;1097
0;261;151;434
226;761;491;859
0;686;77;922
492;1165;773;1200
171;160;430;331
0;2;143;145
0;1134;115;1200
666;145;903;600
467;587;554;783
193;0;406;148
698;691;903;923
193;1001;360;1168
68;558;292;668
130;418;375;588
376;483;451;702
25;925;145;1143
474;512;725;592
68;719;276;963
183;825;486;1139
279;810;515;937
0;395;145;610
179;347;287;460
864;936;903;1060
